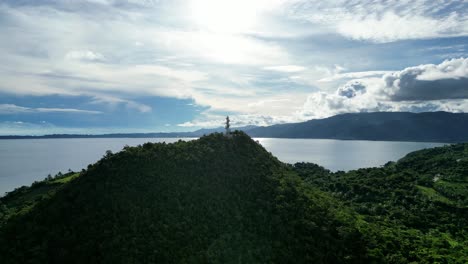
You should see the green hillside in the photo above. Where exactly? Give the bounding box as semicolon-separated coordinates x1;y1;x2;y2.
0;132;467;263
0;172;79;227
294;143;468;263
0;132;368;263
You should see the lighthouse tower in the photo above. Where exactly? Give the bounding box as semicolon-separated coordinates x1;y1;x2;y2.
225;116;231;135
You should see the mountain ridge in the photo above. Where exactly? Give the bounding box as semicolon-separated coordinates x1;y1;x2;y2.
246;111;468;142
2;112;467;142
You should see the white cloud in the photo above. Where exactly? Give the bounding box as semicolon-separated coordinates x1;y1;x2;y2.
0;2;292;113
264;65;306;72
336;12;467;43
286;0;468;42
178;113;300;128
416;58;468;81
383;58;468;100
0;120;162;136
65;50;105;62
36;107;102;114
0;104;102;114
155;30;289;65
0;104;31;114
300;93;468;119
89;96;152;113
317;70;392;82
247;98;291;107
1;0;467;132
191;91;307;117
300;58;468;119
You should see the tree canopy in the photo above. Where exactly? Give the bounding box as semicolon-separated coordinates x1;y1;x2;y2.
0;132;466;263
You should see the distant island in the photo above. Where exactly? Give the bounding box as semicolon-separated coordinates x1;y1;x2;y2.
1;132;467;263
1;112;468;142
0;125;257;139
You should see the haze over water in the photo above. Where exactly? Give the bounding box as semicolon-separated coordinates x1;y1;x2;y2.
0;138;446;195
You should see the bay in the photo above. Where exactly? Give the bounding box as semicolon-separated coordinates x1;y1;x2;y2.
0;138;447;195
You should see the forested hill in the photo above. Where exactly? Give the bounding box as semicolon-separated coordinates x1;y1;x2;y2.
0;132;467;263
247;111;468;142
0;132;369;263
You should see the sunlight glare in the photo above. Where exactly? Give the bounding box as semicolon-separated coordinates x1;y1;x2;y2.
189;0;261;33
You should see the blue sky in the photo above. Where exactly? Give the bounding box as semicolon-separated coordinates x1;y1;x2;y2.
0;0;467;135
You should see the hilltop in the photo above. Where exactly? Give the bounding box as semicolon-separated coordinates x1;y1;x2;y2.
0;132;367;263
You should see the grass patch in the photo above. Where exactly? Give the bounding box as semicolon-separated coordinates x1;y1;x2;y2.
434;180;468;207
50;173;80;184
416;185;454;206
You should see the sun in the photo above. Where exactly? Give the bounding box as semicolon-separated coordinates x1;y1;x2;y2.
189;0;259;34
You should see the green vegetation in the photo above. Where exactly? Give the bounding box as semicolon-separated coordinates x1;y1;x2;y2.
0;132;368;263
416;185;454;205
294;143;468;263
0;171;79;227
0;132;467;263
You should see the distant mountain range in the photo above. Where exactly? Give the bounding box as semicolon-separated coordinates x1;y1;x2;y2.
1;112;467;142
246;111;468;142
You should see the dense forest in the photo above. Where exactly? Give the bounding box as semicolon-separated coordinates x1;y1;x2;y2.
0;131;467;263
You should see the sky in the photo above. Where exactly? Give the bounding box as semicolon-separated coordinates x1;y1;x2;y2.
0;0;467;135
